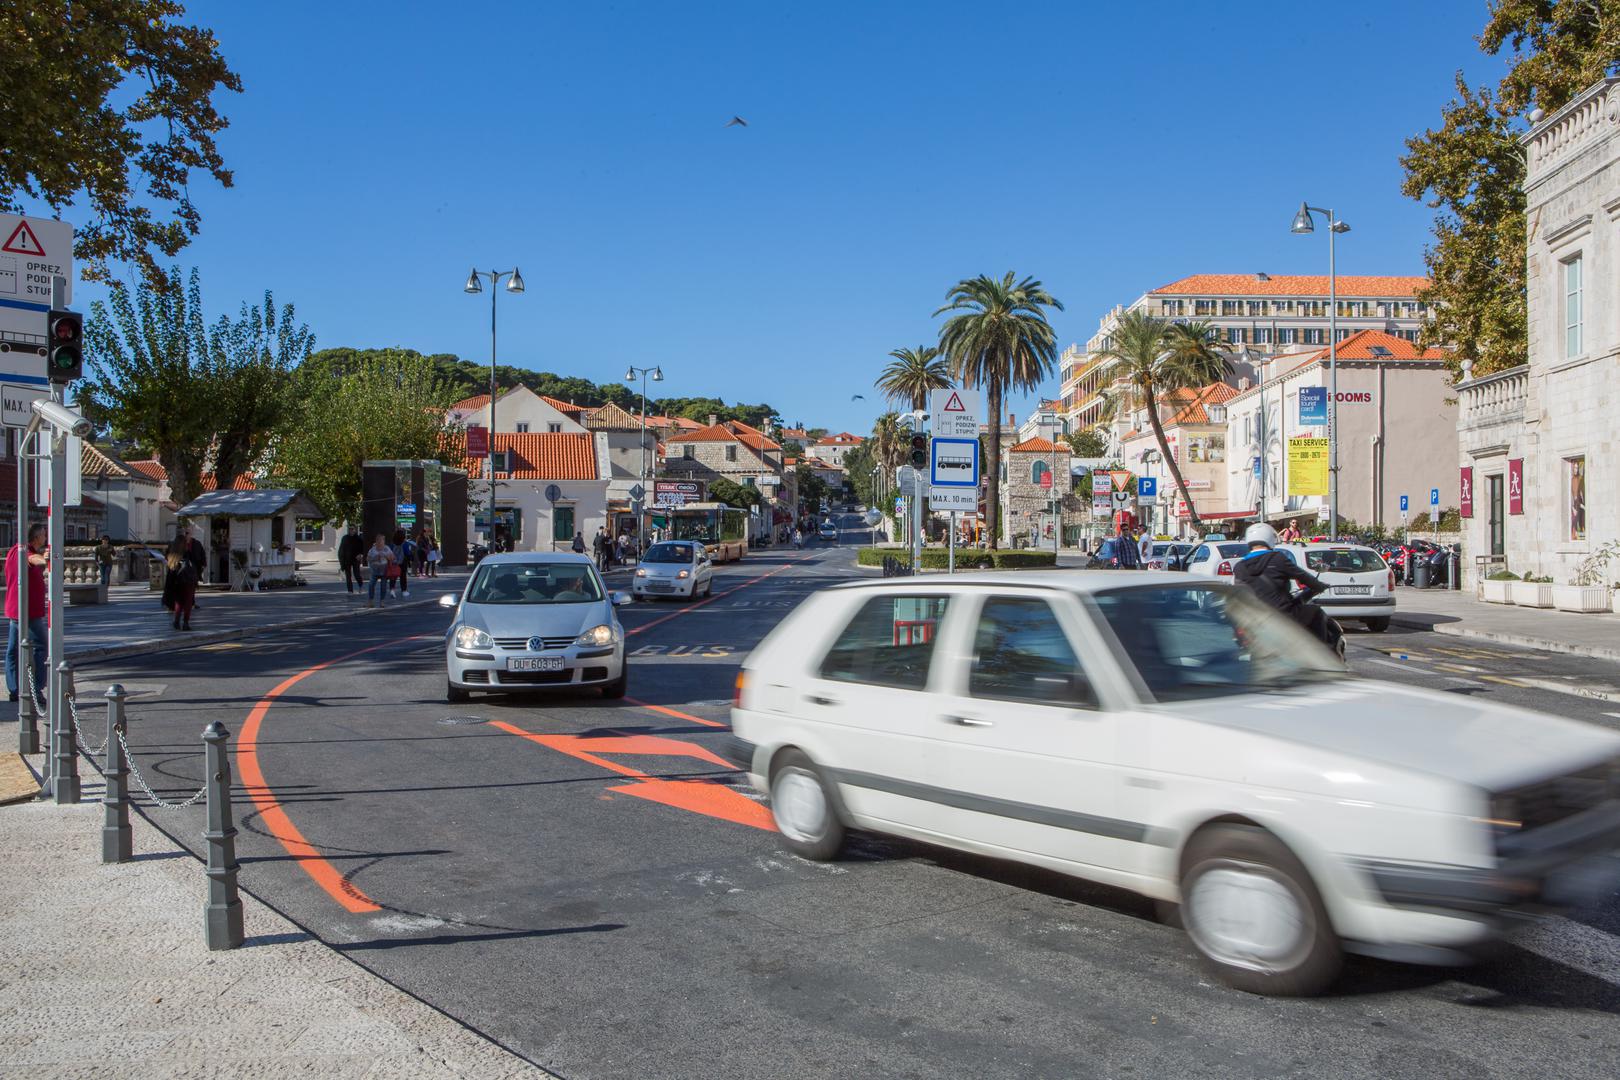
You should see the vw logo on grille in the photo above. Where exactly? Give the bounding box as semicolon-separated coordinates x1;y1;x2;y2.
527;636;545;652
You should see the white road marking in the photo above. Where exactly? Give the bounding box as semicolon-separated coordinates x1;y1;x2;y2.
1365;657;1424;672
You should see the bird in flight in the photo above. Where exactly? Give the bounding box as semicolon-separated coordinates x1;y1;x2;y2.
851;394;865;401
725;116;748;128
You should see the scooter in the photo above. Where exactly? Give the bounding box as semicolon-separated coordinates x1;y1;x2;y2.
469;542;490;566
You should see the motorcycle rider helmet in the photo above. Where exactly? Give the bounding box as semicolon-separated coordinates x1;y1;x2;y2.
1244;522;1279;549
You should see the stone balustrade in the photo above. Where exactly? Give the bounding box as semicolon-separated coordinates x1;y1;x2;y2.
1457;364;1528;432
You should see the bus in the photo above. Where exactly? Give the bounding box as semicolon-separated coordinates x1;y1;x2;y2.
667;502;749;562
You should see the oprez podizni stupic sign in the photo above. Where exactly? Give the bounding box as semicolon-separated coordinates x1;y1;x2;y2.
0;214;74;427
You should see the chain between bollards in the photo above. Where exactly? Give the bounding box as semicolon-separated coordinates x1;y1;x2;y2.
202;721;243;950
52;660;79;804
101;684;131;864
17;638;39;756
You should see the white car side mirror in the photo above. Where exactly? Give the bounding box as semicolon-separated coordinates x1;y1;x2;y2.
438;593;457;608
612;591;634;606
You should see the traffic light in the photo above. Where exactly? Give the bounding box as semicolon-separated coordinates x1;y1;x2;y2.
908;433;928;469
47;309;83;383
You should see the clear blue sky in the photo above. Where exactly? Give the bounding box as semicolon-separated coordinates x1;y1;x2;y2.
69;0;1505;433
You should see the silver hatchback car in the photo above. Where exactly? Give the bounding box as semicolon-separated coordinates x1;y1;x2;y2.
443;553;630;701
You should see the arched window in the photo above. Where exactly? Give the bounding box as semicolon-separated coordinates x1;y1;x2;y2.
1030;460;1049;484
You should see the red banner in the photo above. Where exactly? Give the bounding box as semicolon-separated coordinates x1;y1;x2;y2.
1459;466;1474;519
1508;458;1523;515
466;425;489;457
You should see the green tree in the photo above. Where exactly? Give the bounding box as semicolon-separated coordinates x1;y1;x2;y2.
842;439;877;507
935;273;1064;548
0;1;241;284
876;345;951;411
707;478;761;510
84;268;311;505
795;463;829;513
1403;1;1620;377
1092;310;1230;530
1066;427;1108;458
270;351;457;521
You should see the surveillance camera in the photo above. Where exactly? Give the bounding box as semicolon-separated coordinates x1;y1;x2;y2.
31;399;92;438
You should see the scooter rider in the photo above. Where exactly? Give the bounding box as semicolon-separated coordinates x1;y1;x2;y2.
1232;523;1343;653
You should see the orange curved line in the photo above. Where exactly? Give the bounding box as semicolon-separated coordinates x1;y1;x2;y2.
236;634;431;914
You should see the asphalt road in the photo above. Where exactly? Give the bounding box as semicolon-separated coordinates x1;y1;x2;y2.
63;543;1620;1080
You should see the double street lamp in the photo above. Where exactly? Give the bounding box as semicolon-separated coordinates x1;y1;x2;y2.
464;267;525;546
625;364;664;555
1290;202;1350;540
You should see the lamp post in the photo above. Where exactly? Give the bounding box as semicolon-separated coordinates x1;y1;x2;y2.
624;364;664;556
464;267;525;547
1290;203;1350;540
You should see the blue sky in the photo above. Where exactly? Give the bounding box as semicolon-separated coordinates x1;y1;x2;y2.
63;0;1504;433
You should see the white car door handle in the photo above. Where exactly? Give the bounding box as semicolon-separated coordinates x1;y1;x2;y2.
944;715;994;727
806;694;839;707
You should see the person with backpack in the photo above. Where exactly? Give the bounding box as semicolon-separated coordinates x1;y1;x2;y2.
571;531;586;555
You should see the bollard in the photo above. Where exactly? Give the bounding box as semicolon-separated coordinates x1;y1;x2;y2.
101;685;131;864
52;660;79;805
201;722;243;950
17;639;39;756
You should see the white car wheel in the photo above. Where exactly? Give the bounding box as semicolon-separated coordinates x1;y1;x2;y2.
768;750;845;860
1185;864;1308;971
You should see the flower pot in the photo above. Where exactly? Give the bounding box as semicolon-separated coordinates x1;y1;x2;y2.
1480;579;1515;604
1551;585;1612;613
1508;580;1552;607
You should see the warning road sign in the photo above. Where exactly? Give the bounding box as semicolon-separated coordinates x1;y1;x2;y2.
0;214;74;428
930;387;982;439
2;221;46;256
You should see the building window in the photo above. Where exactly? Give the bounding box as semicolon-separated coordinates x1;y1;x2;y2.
682;444;694;459
1303;300;1324;317
1247;301;1266;316
1194;300;1215;316
515;422;530;433
1221;300;1243;316
1226;327;1246;344
547;422;563;433
1566;455;1586;540
1303;329;1324;345
1563;255;1583;358
294;519;324;543
1160;299;1183;316
725;445;737;462
1276;328;1295;344
1273;300;1295;315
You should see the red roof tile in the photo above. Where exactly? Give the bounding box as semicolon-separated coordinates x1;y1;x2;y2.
539;395;589;417
814;432;863;446
1150;274;1428;298
1009;436;1062;453
1167;382;1240;427
444;432;598;480
450;393;492;412
125;459;167;482
1295;328;1447;362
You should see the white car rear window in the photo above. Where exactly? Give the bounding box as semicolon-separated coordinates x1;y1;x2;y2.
818;595;949;690
1305;549;1386;573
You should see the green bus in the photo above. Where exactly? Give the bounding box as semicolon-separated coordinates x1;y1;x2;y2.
668;502;750;562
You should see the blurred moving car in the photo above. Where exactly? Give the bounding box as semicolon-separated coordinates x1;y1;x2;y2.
1280;542;1397;631
1182;541;1251;578
1144;540;1194;571
443;553;629;701
818;520;839;542
726;573;1620;996
633;540;714;600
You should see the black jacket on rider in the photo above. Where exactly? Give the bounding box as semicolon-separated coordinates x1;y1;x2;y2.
1233;549;1326;614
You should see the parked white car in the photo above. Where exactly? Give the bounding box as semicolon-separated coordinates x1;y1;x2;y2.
726;572;1620;995
633;541;714;600
1182;540;1251;578
1280;542;1397;631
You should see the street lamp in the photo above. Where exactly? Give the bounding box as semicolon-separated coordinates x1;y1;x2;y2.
464;267;525;548
1290;202;1350;539
625;364;664;556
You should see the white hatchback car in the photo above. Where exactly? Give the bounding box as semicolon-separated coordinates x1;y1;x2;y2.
1280;543;1397;631
632;540;714;600
1181;540;1251;578
726;573;1620;995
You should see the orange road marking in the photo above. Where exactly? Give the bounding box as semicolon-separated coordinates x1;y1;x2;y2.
628;697;726;728
237;634;431;914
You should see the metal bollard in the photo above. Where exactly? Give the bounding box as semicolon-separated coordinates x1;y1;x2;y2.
201;722;243;950
101;685;131;864
52;660;79;804
17;639;39;756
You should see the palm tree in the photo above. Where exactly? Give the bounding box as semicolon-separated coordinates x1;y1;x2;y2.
876;345;951;412
935;273;1064;548
1092;310;1232;530
870;411;905;472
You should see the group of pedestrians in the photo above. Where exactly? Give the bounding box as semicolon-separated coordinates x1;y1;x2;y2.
338;525;440;604
579;526;636;571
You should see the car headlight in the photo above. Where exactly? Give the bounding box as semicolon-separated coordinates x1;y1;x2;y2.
635;568;648;577
676;569;689;579
454;625;493;650
575;623;620;647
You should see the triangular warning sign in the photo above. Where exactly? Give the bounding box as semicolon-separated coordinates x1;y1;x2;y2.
942;391;966;412
2;221;46;256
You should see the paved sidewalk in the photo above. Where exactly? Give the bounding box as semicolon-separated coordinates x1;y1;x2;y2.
0;796;551;1078
1392;586;1620;661
2;565;469;665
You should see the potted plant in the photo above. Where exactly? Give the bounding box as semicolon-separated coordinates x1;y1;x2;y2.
1558;541;1620;614
1508;573;1553;608
229;549;249;592
1480;569;1518;605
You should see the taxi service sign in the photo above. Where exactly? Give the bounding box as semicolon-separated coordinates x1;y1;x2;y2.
1287;438;1329;496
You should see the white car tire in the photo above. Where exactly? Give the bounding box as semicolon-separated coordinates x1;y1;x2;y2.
1180;825;1341;996
769;750;846;861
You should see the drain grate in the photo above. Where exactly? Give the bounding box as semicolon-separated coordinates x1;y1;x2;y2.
438;716;488;726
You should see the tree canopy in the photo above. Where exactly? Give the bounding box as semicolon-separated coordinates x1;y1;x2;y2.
0;1;241;284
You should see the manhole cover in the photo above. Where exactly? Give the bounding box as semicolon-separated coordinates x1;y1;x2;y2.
686;700;733;708
438;716;488;726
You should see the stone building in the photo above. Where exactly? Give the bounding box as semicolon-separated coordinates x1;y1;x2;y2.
1455;76;1620;586
1120;383;1239;537
663;420;798;539
1001;436;1073;548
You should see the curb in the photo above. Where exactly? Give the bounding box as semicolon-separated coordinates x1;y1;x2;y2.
1394;615;1620;664
65;593;449;668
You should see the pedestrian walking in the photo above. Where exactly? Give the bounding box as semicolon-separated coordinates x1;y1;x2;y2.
161;537;198;631
337;526;365;593
365;534;394;607
1116;527;1142;570
792;527;803;549
593;527;610;570
571;531;586;554
390;529;413;599
5;523;48;703
425;534;441;577
94;534;116;587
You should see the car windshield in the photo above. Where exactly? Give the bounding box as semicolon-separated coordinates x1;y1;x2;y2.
1215;543;1249;559
1305;548;1386;573
643;543;695;564
1089;583;1343;702
466;562;603;604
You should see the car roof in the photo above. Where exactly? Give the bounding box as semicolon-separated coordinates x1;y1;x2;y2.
833;569;1198;595
1283;541;1379;552
477;552;596;566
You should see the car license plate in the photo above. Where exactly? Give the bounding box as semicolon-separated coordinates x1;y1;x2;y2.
1334;585;1372;595
648;581;673;592
508;656;565;672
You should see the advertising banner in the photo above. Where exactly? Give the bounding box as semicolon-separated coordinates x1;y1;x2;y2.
1507;459;1523;515
653;479;705;507
1298;386;1327;426
1459;467;1474;519
1286;438;1329;496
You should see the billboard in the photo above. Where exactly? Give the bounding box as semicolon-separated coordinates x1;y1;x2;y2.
653;479;705;507
1287;438;1328;496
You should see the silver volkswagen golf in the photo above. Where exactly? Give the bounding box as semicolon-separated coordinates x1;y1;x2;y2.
443;553;630;701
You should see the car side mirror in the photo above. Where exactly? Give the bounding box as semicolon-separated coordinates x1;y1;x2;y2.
611;591;633;606
437;593;457;608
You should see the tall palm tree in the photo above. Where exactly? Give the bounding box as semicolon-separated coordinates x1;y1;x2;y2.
876;345;951;412
870;411;905;472
935;273;1064;548
1092;310;1232;530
